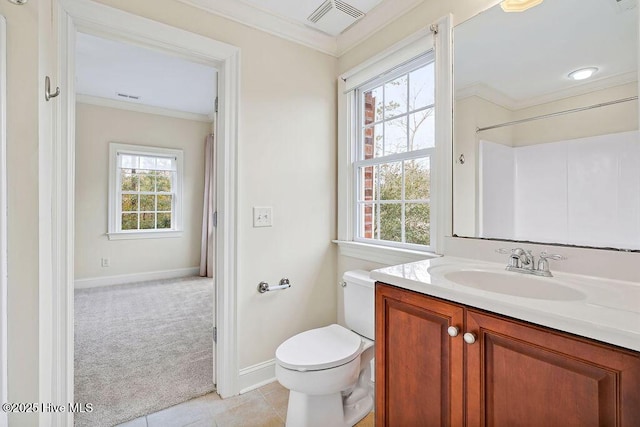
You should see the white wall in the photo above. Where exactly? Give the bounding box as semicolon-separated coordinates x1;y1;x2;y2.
75;102;209;281
455;83;638;238
478;140;513;239
479;131;640;250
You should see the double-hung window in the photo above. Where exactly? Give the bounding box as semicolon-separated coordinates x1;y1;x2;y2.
355;55;435;251
337;21;451;262
108;143;183;240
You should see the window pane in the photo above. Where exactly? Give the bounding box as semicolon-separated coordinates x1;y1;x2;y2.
120;155;137;169
363;86;383;124
406;203;430;245
157;213;172;229
383;75;407;119
121;194;138;212
379;162;402;201
140;213;155;229
156;171;172;192
409;63;435;110
405;158;431;200
384;117;407;155
122;213;138;230
139;172;155;192
139;156;156;170
358;203;375;239
363;123;384;158
121;172;138;191
157;195;172;211
140;195;155;211
378;203;402;242
156;157;173;171
409;108;435;150
357;165;376;202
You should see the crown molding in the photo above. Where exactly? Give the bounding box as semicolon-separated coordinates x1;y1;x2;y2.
456;72;638;111
176;0;425;57
76;94;213;122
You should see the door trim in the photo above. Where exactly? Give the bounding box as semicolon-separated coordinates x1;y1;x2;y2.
0;15;7;427
50;1;240;424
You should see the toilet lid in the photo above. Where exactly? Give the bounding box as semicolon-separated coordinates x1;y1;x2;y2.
276;324;363;372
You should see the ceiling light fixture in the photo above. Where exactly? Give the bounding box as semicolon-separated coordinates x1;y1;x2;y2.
500;0;543;12
568;67;599;81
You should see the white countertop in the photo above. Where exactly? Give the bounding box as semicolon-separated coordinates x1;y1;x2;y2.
370;256;640;352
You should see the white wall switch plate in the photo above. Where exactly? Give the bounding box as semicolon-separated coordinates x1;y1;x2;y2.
253;206;273;227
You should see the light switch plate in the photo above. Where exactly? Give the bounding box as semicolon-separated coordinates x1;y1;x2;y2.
253;206;273;227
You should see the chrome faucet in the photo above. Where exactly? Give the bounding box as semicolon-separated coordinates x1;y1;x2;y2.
498;248;565;277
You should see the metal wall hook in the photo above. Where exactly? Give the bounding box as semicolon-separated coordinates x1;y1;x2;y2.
8;0;28;5
45;76;60;101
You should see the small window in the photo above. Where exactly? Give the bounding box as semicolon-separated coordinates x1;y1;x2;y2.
108;143;183;240
354;55;435;251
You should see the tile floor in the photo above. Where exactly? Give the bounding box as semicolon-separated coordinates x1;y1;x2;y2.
116;381;374;427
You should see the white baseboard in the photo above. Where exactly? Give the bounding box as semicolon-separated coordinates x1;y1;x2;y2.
238;359;276;394
74;267;200;289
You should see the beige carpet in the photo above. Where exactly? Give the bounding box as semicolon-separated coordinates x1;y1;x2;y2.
74;276;215;427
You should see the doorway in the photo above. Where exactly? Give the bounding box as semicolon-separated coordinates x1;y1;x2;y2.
73;30;217;426
49;1;240;425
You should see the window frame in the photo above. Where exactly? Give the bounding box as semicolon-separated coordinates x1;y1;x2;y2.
353;54;436;252
107;142;184;240
335;18;453;263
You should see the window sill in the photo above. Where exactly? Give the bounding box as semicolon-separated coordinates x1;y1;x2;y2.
107;230;183;241
333;240;440;265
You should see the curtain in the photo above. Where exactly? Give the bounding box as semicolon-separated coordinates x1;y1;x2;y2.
199;132;216;278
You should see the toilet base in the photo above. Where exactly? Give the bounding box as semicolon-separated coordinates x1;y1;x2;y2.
285;388;373;427
286;390;344;427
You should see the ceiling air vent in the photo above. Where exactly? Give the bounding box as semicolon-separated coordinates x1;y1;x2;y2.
307;0;365;36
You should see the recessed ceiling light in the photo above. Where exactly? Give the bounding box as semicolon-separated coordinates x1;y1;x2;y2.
568;67;599;81
501;0;543;13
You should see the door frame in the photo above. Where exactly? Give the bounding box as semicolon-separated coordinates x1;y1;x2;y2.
0;14;7;427
49;0;240;424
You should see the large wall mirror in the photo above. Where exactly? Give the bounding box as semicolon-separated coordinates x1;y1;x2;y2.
453;0;639;250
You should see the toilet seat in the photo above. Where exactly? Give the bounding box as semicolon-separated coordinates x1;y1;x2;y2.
276;324;363;372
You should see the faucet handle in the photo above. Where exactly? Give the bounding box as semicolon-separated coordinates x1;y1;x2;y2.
539;252;566;261
537;252;566;274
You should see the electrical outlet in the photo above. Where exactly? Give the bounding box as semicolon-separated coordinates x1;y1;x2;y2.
253;206;273;227
101;258;110;268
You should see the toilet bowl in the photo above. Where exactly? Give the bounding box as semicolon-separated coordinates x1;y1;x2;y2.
275;270;375;427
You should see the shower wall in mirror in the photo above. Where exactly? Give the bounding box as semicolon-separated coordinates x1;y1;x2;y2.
453;0;639;250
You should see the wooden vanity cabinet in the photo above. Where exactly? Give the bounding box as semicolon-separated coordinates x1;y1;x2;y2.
375;283;640;427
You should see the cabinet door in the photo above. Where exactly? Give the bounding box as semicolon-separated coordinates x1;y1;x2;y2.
375;284;464;427
466;309;640;427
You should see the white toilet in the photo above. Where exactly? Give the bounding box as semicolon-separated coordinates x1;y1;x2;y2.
275;270;375;427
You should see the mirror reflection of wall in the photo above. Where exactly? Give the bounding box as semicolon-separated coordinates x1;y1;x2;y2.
453;0;639;250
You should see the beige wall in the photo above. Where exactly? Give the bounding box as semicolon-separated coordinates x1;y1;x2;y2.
87;0;338;369
4;0;337;419
1;0;40;422
75;103;209;280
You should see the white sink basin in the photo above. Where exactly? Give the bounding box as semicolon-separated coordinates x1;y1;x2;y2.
439;269;586;301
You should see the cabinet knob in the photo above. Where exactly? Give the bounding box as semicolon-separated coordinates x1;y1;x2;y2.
447;326;459;337
463;332;477;344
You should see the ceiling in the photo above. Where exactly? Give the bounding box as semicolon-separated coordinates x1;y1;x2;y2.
75;32;218;117
454;0;638;109
177;0;424;56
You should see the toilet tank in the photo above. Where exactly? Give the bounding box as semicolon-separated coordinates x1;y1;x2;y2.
343;270;375;340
